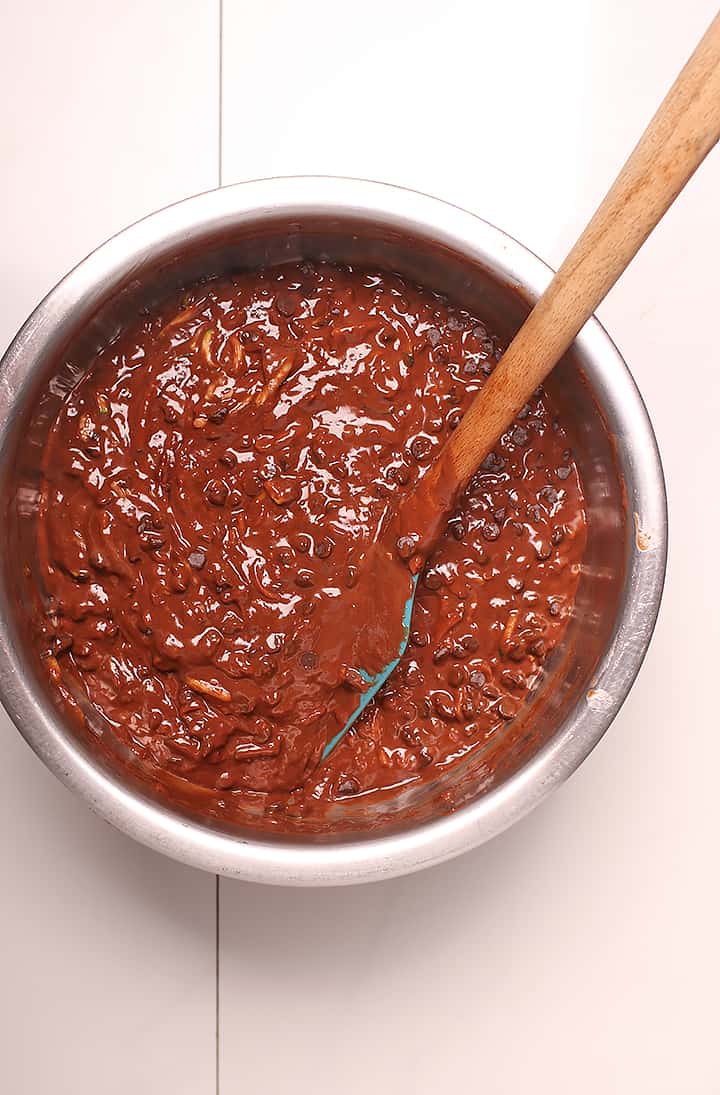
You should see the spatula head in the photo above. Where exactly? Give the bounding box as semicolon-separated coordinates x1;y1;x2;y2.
228;543;418;792
321;562;418;758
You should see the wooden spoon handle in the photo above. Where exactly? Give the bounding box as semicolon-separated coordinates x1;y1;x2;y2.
409;10;720;533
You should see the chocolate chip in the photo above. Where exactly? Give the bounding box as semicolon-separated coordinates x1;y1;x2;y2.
501;669;526;691
403;663;423;687
396;535;417;560
137;515;166;551
410;436;432;462
295;570;314;589
451;522;465;541
300;651;318;670
275;290;297;317
188;551;206;570
461;696;475;721
410;630;429;648
480;451;505;473
337;778;360;796
448;665;466;687
423;569;442;590
469;670;487;688
557;466;572;480
432;694;456;721
418;747;434;767
293;533;312;554
425;326;442;347
139;532;166;551
482;521;501;542
255;655;276;680
315;537;334;559
241;470;264;497
205;479;229;506
236;692;256;715
432;645;452;664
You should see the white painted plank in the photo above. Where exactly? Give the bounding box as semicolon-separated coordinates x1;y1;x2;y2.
219;2;720;1091
1;0;220;350
220;0;595;260
1;3;219;1092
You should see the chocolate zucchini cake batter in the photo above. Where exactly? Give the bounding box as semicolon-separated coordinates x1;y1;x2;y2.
34;262;586;825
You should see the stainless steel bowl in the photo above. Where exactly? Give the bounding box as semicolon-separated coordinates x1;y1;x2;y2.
0;177;667;885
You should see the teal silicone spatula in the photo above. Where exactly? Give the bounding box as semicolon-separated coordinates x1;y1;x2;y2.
322;9;720;757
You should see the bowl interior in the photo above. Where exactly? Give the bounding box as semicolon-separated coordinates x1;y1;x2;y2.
0;210;628;846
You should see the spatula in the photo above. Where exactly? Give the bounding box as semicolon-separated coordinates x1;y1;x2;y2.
322;9;720;759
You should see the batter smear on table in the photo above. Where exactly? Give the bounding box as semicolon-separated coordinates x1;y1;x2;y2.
34;262;587;825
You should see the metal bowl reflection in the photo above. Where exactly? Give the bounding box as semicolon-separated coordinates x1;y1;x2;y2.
0;178;667;884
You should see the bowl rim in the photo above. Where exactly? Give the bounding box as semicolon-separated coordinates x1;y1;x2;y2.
0;176;668;885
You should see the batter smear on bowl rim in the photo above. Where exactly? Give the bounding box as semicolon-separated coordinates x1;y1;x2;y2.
34;262;587;827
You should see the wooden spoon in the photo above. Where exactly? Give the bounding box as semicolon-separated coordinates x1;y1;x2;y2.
322;11;720;758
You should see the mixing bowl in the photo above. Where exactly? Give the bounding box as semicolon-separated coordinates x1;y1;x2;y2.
0;177;667;884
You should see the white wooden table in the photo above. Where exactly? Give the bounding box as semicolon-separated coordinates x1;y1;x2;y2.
2;2;718;1091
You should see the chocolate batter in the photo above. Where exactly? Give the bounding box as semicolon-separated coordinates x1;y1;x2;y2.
34;262;586;826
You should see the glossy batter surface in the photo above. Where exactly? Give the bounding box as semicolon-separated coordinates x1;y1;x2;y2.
34;263;586;826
